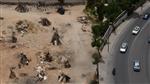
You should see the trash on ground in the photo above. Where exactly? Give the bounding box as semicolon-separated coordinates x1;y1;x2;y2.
39;18;51;26
15;4;29;13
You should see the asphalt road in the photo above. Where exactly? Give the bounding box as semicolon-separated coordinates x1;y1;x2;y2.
114;8;150;84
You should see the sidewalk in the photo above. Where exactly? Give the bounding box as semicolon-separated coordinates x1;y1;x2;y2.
98;1;150;84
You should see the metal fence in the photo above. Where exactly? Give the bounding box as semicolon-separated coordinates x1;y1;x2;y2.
100;10;128;50
103;11;128;40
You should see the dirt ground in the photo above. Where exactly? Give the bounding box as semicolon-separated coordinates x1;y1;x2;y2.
0;5;96;84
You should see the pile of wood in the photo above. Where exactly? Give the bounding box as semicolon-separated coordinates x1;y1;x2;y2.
15;4;29;13
39;18;51;26
58;72;71;83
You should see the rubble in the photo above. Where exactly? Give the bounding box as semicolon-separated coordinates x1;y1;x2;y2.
57;6;65;15
81;24;89;32
17;53;30;68
51;31;61;46
39;18;51;26
44;52;53;62
11;32;17;43
35;66;47;82
0;31;17;43
36;51;71;70
16;20;29;33
11;36;17;43
36;71;47;81
58;56;71;68
38;51;53;64
9;67;17;79
15;4;29;13
58;72;71;83
77;16;90;24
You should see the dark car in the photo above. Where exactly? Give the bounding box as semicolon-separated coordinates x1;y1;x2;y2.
143;13;150;20
148;38;150;44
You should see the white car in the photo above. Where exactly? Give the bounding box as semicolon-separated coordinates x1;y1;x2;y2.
120;42;128;53
143;13;149;20
132;26;140;35
133;60;140;72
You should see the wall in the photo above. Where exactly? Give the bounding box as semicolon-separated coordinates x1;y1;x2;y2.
0;0;86;5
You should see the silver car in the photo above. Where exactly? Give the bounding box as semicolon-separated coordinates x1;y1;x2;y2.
120;42;128;53
133;60;140;72
132;26;140;35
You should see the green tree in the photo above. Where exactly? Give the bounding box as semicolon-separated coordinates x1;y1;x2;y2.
104;1;121;22
90;80;99;84
96;2;105;21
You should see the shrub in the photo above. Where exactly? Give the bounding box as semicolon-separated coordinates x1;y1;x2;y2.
90;80;99;84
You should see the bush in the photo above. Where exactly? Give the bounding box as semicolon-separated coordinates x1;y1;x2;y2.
90;80;98;84
104;2;122;22
92;52;102;65
92;21;109;38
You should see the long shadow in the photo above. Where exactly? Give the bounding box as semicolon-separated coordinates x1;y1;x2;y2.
126;12;140;20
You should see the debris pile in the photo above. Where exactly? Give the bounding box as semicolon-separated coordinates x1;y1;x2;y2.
11;32;17;43
36;51;71;70
17;53;30;69
35;66;47;82
16;20;29;33
38;51;53;64
57;6;65;15
0;31;17;43
51;31;61;46
9;67;17;79
15;4;29;13
58;72;71;83
77;16;90;32
39;18;51;26
58;56;71;68
77;16;89;24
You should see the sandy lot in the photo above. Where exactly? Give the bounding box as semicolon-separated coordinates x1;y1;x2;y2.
0;5;96;84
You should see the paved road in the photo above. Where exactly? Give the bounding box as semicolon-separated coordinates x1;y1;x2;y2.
128;18;150;84
114;8;150;84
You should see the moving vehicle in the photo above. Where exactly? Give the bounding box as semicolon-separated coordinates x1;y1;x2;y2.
143;13;149;20
133;60;140;72
120;42;128;53
132;26;140;35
